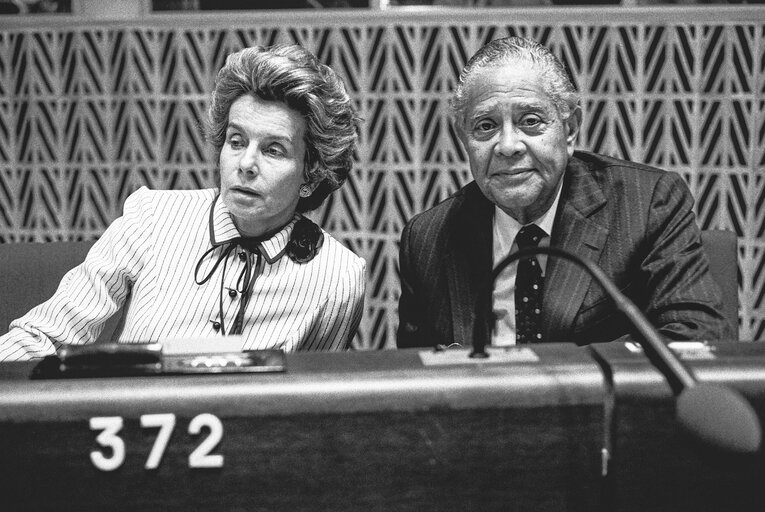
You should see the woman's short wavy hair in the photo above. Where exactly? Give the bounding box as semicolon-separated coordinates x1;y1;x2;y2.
207;44;360;212
450;37;580;127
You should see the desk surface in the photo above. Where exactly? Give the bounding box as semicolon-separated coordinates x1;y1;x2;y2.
0;345;604;421
1;342;764;511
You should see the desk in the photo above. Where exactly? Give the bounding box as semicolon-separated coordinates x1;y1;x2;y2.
591;342;765;511
0;343;763;511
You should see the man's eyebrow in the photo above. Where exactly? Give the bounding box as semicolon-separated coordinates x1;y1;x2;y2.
468;105;496;122
511;99;550;112
469;98;551;117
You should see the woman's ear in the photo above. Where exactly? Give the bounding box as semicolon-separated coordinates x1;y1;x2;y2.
300;162;321;197
299;179;320;198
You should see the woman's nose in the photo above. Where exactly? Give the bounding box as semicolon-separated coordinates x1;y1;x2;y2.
238;144;259;175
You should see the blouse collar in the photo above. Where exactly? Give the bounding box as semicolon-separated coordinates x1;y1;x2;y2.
208;194;298;264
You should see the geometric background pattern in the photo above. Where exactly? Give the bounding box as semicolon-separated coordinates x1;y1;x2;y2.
2;8;765;347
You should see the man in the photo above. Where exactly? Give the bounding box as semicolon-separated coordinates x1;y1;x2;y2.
397;36;731;349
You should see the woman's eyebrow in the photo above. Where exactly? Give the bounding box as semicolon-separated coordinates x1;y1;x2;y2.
226;121;296;144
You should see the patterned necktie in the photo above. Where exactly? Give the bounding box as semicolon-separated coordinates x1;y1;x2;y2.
515;224;546;344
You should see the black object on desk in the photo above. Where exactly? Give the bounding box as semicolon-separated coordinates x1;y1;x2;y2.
30;343;286;378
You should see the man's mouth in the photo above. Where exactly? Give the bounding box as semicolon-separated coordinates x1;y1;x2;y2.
492;168;535;178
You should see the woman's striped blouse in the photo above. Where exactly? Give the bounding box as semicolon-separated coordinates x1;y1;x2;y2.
0;187;366;361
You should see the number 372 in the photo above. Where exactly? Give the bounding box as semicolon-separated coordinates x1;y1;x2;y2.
89;413;224;472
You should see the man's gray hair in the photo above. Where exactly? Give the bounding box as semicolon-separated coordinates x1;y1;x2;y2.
450;37;580;126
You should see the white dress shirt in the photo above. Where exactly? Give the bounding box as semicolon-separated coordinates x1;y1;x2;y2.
0;187;366;361
492;187;562;346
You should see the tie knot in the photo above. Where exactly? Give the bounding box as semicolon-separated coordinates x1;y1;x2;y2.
516;224;546;250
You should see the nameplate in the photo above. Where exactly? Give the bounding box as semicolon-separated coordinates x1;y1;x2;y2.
625;341;717;361
161;336;244;355
419;347;540;366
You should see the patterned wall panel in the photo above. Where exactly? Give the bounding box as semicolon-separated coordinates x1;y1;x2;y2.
1;8;764;346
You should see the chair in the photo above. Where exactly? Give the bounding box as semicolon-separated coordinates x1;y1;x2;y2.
0;241;121;342
701;229;739;338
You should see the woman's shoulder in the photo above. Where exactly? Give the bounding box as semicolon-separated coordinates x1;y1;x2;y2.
314;229;365;274
126;187;217;204
118;188;217;238
123;187;217;217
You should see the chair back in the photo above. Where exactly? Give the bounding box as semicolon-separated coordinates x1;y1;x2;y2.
700;229;739;337
0;241;121;342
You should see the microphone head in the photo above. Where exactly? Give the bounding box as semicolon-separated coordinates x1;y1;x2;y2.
676;382;762;454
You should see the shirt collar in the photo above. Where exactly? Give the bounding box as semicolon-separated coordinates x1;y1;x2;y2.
493;180;563;255
533;181;562;236
208;194;298;264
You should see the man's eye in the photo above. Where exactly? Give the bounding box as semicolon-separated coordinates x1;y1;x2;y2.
520;115;543;128
474;120;496;132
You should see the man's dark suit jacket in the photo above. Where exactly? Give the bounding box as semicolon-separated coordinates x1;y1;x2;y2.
397;151;733;348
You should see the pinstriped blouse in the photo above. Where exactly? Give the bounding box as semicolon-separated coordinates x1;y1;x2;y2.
0;187;366;361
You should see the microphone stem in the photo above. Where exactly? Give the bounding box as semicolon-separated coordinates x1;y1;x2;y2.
471;245;760;453
588;260;696;394
473;246;697;394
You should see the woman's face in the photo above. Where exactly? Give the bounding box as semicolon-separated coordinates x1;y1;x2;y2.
219;94;314;238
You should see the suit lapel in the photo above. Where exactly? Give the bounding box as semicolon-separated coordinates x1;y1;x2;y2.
445;184;494;346
543;157;609;341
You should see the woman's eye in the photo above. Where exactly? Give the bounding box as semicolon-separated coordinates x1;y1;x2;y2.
266;144;287;157
227;134;245;149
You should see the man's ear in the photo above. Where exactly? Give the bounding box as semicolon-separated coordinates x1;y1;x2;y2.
565;104;582;147
452;116;467;147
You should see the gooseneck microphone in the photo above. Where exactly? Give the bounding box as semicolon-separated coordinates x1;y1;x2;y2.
471;245;762;454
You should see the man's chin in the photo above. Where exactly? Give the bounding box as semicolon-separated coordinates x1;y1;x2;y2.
490;189;539;209
490;191;545;221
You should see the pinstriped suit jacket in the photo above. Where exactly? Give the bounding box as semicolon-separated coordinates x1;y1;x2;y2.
397;151;732;348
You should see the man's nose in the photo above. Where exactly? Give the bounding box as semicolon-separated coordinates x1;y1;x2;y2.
494;126;526;157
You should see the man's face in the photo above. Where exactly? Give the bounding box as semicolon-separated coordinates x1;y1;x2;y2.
219;94;312;238
457;61;580;224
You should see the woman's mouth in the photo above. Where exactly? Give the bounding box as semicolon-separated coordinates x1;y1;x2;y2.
233;187;258;197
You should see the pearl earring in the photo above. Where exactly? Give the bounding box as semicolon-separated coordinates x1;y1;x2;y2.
300;185;312;198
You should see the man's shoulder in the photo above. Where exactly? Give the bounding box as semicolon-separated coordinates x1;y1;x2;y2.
573;151;679;180
406;181;485;230
571;150;685;190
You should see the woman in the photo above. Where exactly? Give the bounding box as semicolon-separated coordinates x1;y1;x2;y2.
0;45;365;361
